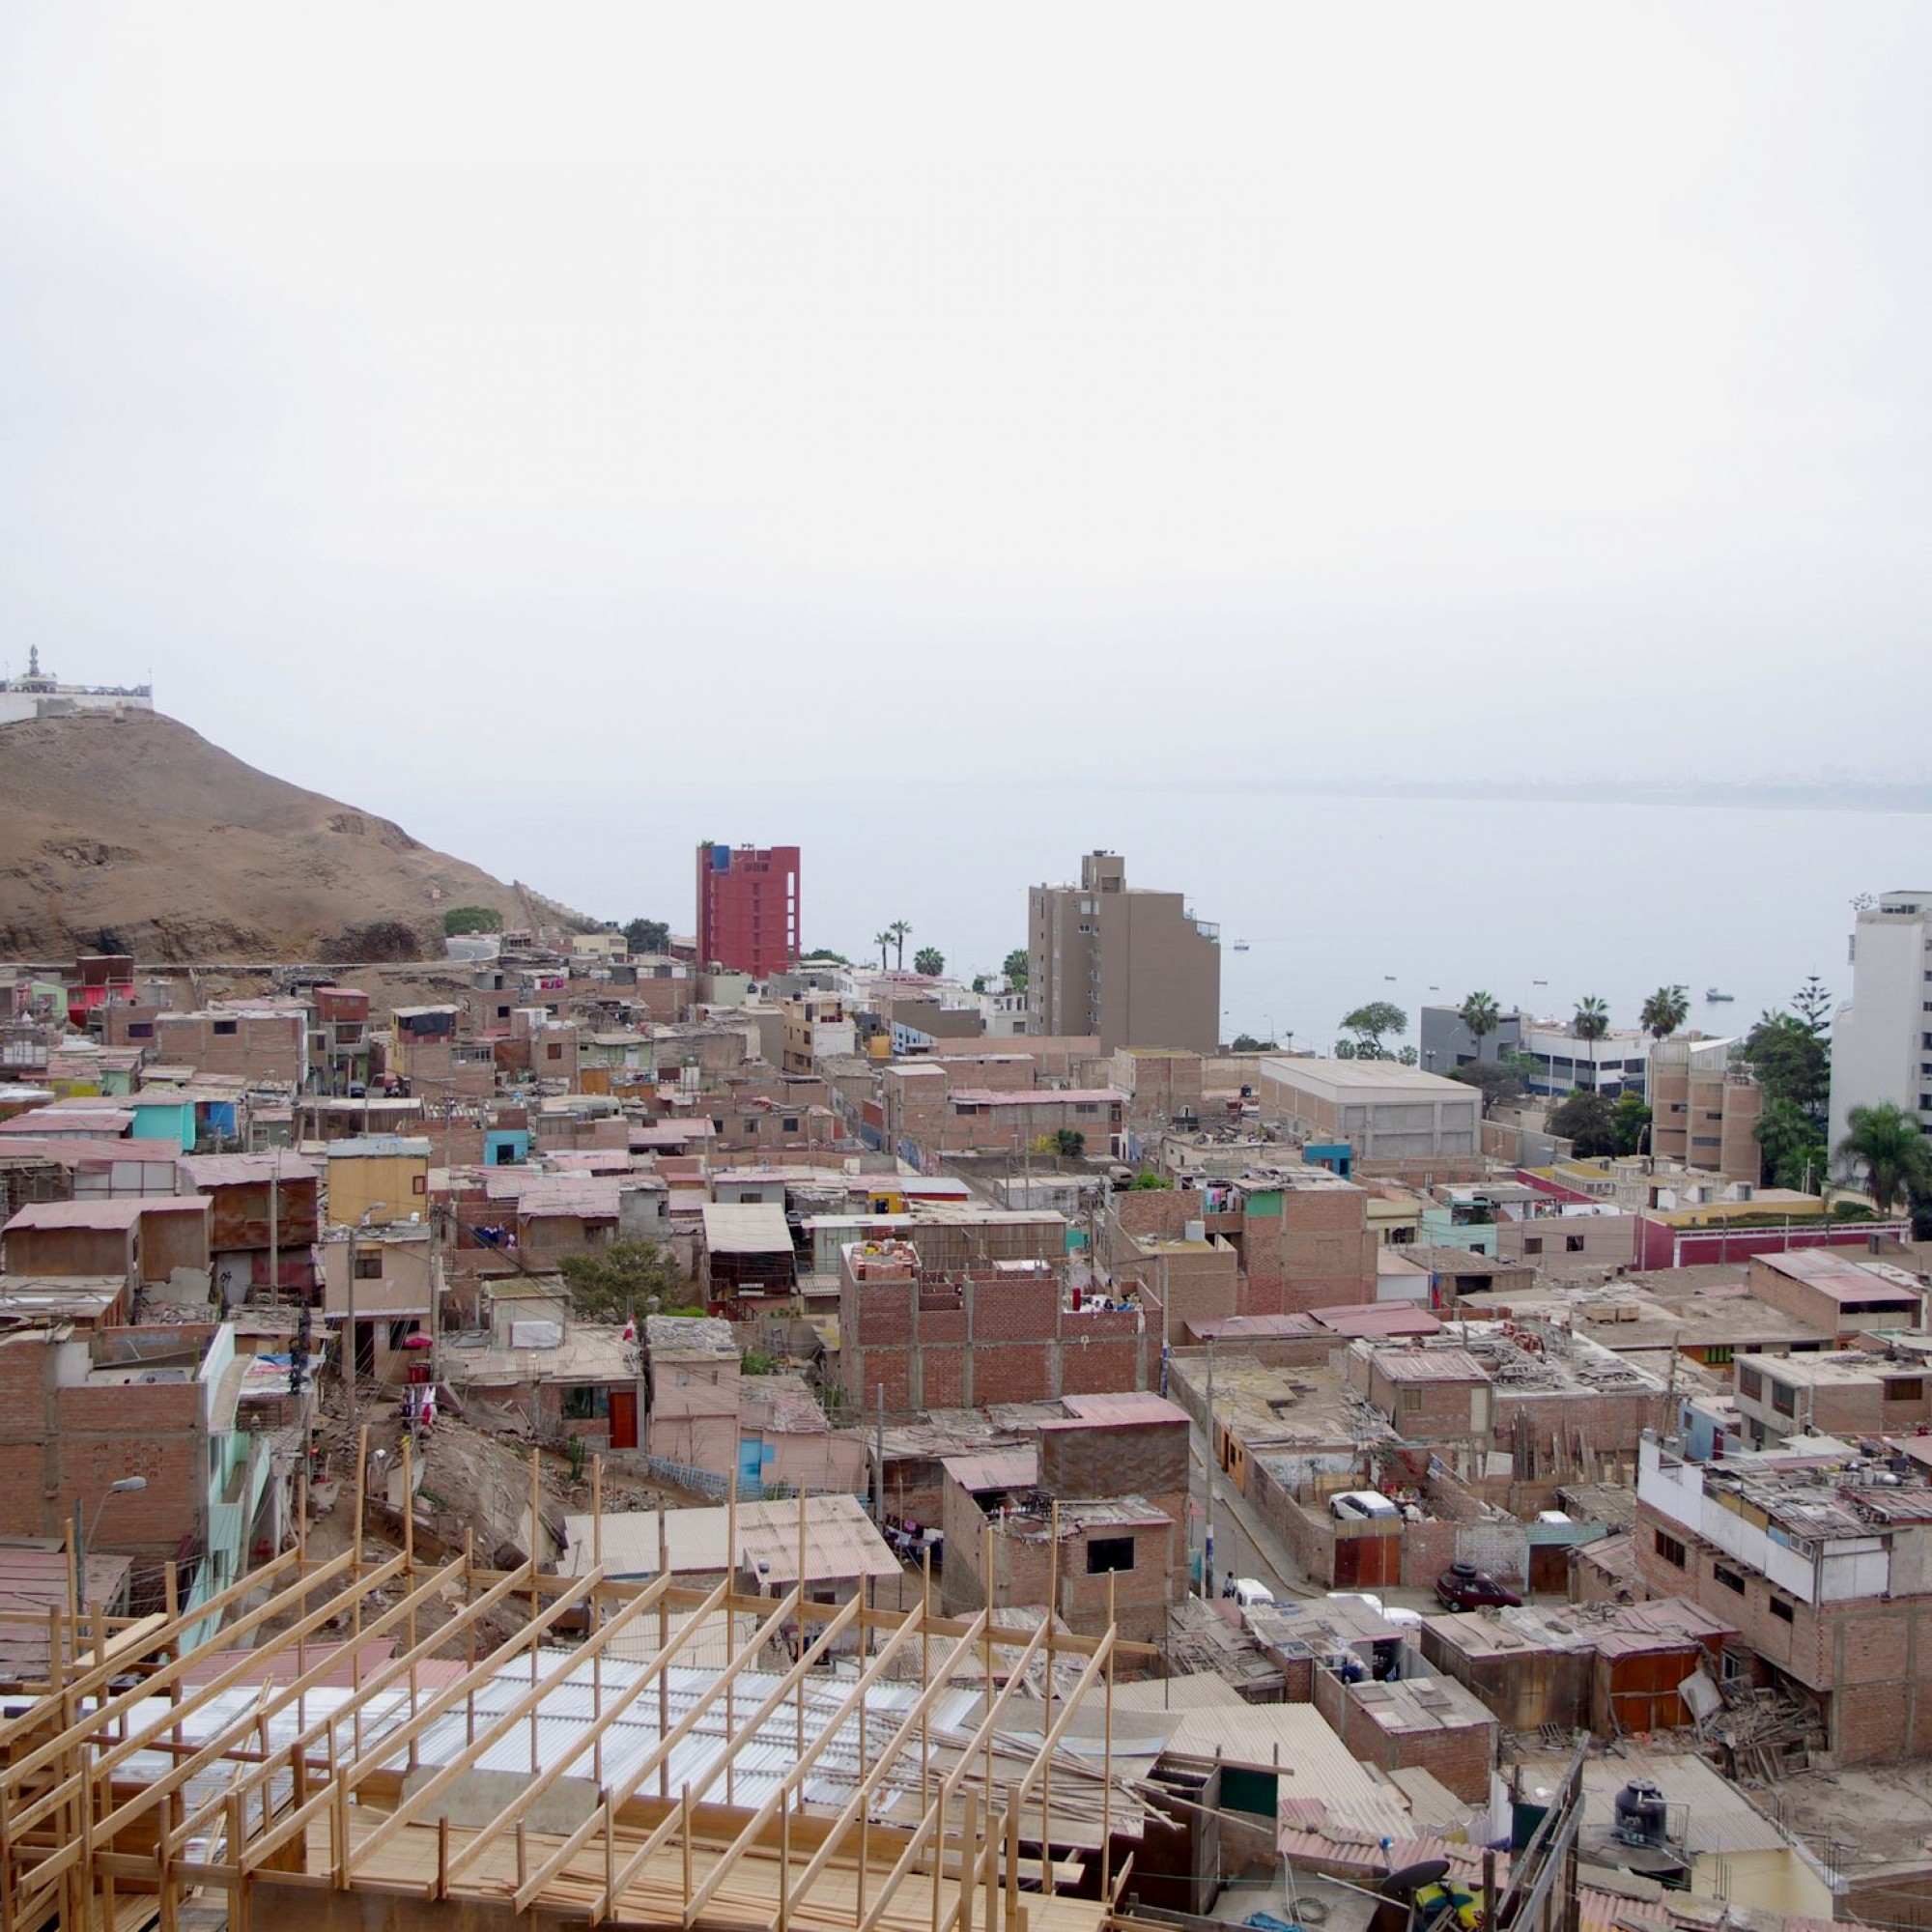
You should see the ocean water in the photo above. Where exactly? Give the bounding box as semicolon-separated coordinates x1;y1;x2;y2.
443;782;1929;1053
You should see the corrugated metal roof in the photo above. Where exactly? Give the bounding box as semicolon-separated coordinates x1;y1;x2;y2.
941;1449;1038;1492
1368;1346;1489;1382
561;1495;898;1585
700;1202;794;1253
1514;1747;1789;1856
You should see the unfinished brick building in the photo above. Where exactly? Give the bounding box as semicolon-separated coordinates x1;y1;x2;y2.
1635;1432;1932;1764
937;1392;1191;1640
837;1239;1153;1416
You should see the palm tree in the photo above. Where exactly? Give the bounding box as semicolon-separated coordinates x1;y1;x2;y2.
1836;1102;1932;1213
888;920;911;970
874;930;894;971
1460;991;1501;1049
1573;995;1610;1091
1639;985;1690;1042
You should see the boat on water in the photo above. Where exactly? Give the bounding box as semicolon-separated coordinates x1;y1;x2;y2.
1705;986;1734;1002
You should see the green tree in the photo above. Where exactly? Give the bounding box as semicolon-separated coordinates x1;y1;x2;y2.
1743;1011;1831;1122
1612;1092;1653;1156
888;920;911;969
1548;1090;1619;1158
622;917;670;953
443;905;504;936
1129;1170;1172;1189
913;947;945;977
801;948;851;965
1792;975;1833;1037
971;974;988;994
874;930;894;970
556;1240;684;1322
1003;949;1030;989
1396;1044;1419;1065
1446;1061;1524;1116
1573;995;1610;1043
1836;1102;1932;1213
1230;1034;1278;1053
1639;985;1690;1041
1756;1096;1827;1192
1054;1128;1087;1157
1339;1001;1407;1059
1460;991;1502;1048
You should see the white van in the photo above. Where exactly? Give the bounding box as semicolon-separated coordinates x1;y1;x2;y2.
1328;1490;1399;1520
1230;1577;1276;1607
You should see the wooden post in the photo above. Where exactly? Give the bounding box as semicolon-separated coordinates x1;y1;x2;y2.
527;1447;542;1630
658;1507;670;1799
982;1520;996;1803
590;1454;604;1594
1042;1501;1058;1895
796;1486;809;1756
1101;1570;1115;1901
960;1788;979;1932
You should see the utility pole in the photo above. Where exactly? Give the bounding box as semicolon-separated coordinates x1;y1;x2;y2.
874;1382;886;1527
1205;1336;1217;1594
267;1148;279;1317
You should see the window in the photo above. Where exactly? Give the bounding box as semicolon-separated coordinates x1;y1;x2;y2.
386;1320;417;1351
1771;1380;1797;1417
1705;1344;1734;1365
1739;1364;1763;1401
547;1042;563;1061
1565;1234;1585;1253
213;1019;238;1036
560;1384;610;1421
1523;1236;1544;1256
1086;1537;1135;1575
1715;1563;1747;1596
127;1021;154;1039
354;1253;382;1279
1075;1103;1098;1116
1654;1530;1687;1567
1402;1387;1423;1416
782;1117;800;1133
1770;1596;1795;1623
1886;1378;1924;1402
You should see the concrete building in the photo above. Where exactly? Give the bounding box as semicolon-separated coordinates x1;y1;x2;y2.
1028;850;1219;1053
695;842;800;979
1417;1005;1650;1098
1829;890;1932;1155
1649;1037;1763;1182
1256;1057;1481;1161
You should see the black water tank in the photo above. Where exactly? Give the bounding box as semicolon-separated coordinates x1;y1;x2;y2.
1614;1780;1668;1847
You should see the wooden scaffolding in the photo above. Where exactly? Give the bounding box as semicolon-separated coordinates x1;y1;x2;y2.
0;1447;1149;1932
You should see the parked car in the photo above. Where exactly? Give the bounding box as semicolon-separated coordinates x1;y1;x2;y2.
1328;1490;1399;1520
1435;1562;1522;1612
1229;1577;1276;1607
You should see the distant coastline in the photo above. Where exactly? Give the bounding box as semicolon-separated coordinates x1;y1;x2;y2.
1160;777;1932;814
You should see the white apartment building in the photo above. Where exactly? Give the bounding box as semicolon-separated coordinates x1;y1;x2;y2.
1828;892;1932;1158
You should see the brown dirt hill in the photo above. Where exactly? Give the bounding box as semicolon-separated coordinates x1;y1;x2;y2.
0;710;581;962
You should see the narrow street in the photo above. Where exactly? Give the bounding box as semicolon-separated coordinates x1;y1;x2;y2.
1184;1417;1314;1601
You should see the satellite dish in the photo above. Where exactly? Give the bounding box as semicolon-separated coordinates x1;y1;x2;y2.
1380;1859;1453;1898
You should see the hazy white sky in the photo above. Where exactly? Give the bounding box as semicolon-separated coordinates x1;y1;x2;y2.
3;4;1928;832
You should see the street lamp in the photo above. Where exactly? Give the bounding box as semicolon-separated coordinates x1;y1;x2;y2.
345;1203;388;1435
73;1476;147;1668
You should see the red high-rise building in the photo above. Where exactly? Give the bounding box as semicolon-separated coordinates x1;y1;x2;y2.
695;843;800;978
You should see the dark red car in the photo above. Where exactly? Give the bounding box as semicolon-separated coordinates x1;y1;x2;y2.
1435;1562;1522;1612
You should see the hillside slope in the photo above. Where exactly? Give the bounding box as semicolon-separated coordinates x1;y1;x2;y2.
0;711;577;961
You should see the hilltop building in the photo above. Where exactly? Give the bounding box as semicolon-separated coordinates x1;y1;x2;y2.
0;646;154;724
1027;850;1219;1053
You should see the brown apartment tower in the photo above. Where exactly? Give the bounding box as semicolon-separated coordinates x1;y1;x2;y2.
696;842;800;979
1028;850;1220;1052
